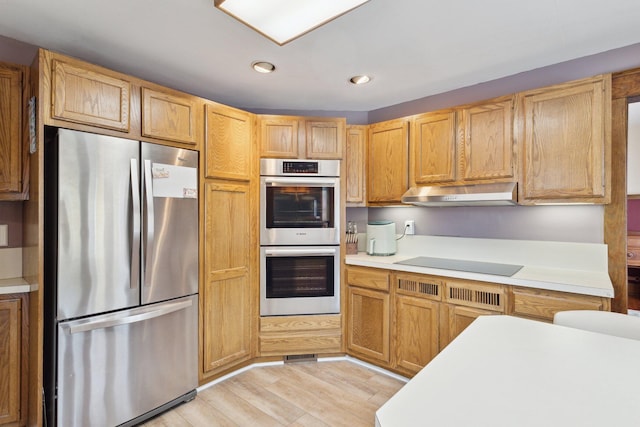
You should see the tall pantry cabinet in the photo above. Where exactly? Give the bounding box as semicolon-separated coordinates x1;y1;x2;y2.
201;103;257;379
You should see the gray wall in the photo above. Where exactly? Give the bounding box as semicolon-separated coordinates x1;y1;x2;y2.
348;205;604;244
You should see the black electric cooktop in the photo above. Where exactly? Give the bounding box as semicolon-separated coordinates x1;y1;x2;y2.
394;256;523;277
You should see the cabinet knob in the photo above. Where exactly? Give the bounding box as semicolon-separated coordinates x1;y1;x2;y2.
628;252;635;258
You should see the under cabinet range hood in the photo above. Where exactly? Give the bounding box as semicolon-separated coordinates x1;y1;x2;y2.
401;182;518;207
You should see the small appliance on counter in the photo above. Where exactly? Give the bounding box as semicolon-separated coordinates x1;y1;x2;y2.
366;220;397;256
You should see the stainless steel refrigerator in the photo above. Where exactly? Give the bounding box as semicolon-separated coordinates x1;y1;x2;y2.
43;128;199;427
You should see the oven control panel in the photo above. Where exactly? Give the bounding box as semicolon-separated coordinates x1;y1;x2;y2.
282;161;318;174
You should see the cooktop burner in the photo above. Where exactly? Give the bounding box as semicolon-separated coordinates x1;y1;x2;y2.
394;256;523;277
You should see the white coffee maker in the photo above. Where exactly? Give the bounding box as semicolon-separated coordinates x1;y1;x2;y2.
366;220;397;256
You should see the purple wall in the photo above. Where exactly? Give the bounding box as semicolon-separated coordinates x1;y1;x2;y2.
629;199;640;232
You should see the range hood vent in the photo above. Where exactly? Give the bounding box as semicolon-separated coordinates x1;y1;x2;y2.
401;182;518;207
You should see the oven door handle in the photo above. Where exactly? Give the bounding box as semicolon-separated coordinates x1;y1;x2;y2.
263;177;338;186
264;248;337;257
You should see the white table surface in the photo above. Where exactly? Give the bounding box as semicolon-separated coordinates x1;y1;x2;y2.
375;315;640;427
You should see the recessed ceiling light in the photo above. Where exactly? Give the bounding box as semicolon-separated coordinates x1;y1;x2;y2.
252;61;276;74
215;0;370;45
350;75;371;85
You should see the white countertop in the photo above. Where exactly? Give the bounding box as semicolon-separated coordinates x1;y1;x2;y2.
0;277;36;294
346;235;614;297
375;315;640;427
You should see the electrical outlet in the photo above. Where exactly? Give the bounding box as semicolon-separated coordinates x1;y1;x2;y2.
0;224;8;247
404;220;415;235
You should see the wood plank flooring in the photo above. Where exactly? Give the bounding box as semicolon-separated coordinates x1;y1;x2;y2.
140;360;406;427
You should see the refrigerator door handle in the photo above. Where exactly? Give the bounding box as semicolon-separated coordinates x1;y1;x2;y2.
65;299;193;334
143;159;155;287
130;159;141;290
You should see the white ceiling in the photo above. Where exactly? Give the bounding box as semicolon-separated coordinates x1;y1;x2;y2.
1;0;640;112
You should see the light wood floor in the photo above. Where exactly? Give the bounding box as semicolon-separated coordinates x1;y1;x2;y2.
140;360;406;427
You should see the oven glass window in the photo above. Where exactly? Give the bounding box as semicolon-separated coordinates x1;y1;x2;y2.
266;186;334;228
266;255;334;298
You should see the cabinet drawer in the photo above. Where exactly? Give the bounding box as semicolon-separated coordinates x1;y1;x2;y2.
346;267;390;291
259;314;342;356
511;287;609;322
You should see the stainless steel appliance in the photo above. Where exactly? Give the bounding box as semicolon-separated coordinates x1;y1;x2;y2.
260;246;340;316
43;128;199;427
259;158;341;316
260;158;340;246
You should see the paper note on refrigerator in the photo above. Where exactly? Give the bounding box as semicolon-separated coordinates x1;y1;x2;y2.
151;163;197;199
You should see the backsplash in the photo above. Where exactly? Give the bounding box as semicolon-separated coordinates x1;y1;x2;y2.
0;202;23;247
348;204;604;244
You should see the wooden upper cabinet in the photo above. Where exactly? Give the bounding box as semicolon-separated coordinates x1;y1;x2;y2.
305;119;345;159
205;103;254;181
518;75;611;204
258;115;344;159
52;59;130;131
346;125;367;206
141;87;197;145
411;110;456;185
259;116;299;158
368;119;409;204
459;98;514;181
0;63;24;196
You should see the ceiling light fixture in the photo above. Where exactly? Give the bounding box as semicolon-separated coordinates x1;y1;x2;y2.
350;75;371;85
214;0;370;46
252;61;276;73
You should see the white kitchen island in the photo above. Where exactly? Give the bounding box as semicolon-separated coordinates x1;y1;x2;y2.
376;315;640;427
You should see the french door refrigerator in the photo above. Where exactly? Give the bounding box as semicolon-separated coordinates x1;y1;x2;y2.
43;128;199;427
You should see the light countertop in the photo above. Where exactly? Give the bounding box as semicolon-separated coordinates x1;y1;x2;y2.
375;315;640;427
0;277;36;294
346;235;614;298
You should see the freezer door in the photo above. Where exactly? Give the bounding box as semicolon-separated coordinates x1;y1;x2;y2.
141;143;198;304
56;129;141;319
56;295;198;427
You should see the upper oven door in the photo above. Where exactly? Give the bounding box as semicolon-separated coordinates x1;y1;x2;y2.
260;176;341;245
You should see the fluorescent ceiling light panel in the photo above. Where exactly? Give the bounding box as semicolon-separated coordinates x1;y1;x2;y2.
215;0;369;45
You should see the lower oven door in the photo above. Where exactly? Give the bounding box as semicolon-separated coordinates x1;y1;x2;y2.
260;246;340;316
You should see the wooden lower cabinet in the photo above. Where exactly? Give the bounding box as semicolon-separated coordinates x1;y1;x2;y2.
0;294;27;427
259;315;342;356
347;286;390;364
394;294;439;375
202;180;253;377
440;304;501;350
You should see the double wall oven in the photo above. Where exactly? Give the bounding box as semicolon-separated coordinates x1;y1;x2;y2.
260;158;341;316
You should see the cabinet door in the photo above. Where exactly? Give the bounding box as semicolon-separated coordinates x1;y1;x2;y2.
259;116;299;158
0;63;23;195
347;286;390;363
440;304;499;350
395;295;439;375
203;181;252;374
52;59;130;131
368;119;409;204
519;75;611;203
411;111;456;184
460;99;514;181
205;103;254;180
305;119;345;159
0;296;24;426
141;87;197;145
346;125;367;206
